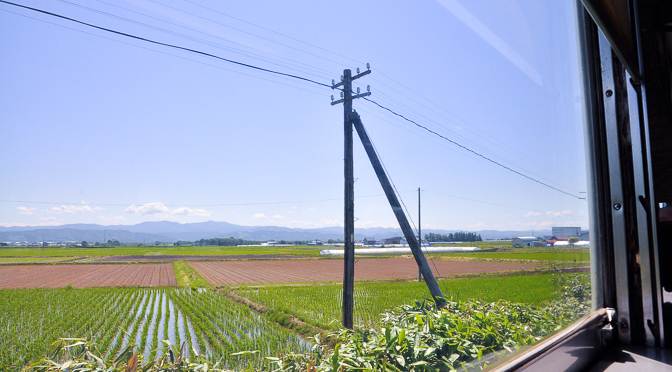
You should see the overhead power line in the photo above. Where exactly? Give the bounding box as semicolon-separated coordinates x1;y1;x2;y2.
362;97;586;200
0;7;328;99
1;0;584;201
0;193;390;208
176;0;364;68
0;0;331;89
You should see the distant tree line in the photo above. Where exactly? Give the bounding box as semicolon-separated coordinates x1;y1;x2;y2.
424;232;482;242
70;238;347;247
189;238;260;246
176;238;344;246
79;240;122;247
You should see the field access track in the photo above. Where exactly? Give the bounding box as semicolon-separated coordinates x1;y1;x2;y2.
0;263;177;289
189;258;539;285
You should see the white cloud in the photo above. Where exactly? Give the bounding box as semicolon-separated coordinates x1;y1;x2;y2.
49;205;101;214
124;203;212;218
125;202;170;215
17;206;36;215
284;218;344;229
253;213;267;219
40;216;57;221
546;210;572;217
171;207;212;217
0;221;63;227
99;216;126;223
512;220;555;228
525;211;541;217
272;215;284;219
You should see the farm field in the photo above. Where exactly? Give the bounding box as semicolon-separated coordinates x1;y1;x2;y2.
0;264;177;288
235;273;564;329
0;256;82;265
89;254;301;262
443;249;590;262
0;245;321;257
189;257;540;285
0;287;307;372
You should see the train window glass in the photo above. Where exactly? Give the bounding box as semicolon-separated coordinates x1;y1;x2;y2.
0;0;593;369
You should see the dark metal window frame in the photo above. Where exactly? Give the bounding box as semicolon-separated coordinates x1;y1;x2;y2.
574;0;664;350
485;2;666;370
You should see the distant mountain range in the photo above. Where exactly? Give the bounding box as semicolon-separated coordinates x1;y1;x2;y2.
0;221;550;243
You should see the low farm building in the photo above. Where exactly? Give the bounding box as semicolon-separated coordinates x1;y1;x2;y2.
363;237;377;246
383;236;406;245
512;236;538;248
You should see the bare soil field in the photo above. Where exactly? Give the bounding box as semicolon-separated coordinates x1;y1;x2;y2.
189;258;540;285
90;254;302;262
0;263;177;289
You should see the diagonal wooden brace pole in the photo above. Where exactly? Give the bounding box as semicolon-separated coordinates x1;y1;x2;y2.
351;111;446;307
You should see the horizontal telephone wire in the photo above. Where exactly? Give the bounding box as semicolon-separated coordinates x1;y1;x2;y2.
0;0;331;89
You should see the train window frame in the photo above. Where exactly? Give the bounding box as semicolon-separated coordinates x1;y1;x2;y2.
484;1;669;370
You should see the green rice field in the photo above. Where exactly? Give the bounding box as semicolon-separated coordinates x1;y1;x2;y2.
0;287;307;371
236;273;562;330
445;250;590;262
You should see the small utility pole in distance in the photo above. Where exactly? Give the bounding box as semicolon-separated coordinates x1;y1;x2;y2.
331;65;371;329
418;187;422;282
351;111;446;307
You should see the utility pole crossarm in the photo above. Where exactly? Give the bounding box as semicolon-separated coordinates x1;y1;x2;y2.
331;92;370;106
351;69;371;81
330;66;371;106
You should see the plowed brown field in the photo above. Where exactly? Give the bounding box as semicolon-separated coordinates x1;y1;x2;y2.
0;264;177;288
189;258;539;285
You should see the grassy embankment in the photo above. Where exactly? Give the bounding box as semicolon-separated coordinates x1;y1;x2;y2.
173;260;211;288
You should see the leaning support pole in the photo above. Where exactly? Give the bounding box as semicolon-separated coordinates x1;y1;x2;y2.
351;111;446;306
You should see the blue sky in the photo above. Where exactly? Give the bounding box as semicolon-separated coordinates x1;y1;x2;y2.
0;0;589;232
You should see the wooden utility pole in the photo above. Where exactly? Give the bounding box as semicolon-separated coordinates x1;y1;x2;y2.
351;111;446;306
331;66;371;329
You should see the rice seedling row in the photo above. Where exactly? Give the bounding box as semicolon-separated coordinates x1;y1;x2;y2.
0;287;308;372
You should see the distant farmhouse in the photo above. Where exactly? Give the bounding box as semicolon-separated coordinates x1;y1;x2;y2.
383;236;406;245
512;236;541;248
363;237;377;246
513;226;590;248
363;236;407;246
552;226;581;237
550;226;589;241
